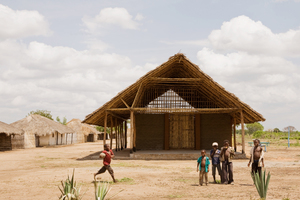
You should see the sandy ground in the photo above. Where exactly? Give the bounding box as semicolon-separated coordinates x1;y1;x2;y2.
1;141;300;200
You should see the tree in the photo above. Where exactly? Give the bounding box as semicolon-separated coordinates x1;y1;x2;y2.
273;128;281;133
246;122;264;135
56;116;67;125
283;126;296;132
27;109;53;120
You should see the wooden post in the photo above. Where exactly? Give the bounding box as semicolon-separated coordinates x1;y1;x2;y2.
71;133;73;144
110;116;113;149
240;110;245;154
130;110;134;151
125;121;127;148
164;114;170;150
233;118;237;152
133;114;136;152
103;111;107;148
195;114;201;150
115;118;118;151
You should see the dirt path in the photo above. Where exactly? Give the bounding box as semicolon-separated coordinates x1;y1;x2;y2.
0;142;299;200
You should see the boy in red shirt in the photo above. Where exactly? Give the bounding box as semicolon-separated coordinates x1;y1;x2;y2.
94;144;116;183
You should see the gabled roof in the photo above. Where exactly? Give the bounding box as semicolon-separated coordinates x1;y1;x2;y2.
83;53;265;126
11;114;74;136
0;121;24;136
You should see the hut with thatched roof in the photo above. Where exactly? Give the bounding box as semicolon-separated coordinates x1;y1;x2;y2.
11;114;74;148
66;119;100;143
83;53;265;154
0;121;24;151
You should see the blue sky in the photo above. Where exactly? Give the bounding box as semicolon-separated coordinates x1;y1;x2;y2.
0;0;300;130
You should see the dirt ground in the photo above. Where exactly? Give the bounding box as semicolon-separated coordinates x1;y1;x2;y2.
1;141;300;200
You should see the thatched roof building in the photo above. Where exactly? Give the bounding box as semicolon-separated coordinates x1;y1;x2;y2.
83;53;265;154
0;121;23;136
66;119;100;143
11;114;74;136
0;121;24;151
11;114;74;148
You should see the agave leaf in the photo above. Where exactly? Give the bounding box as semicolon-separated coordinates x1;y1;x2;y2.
265;171;271;199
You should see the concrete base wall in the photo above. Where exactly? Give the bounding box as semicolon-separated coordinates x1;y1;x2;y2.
136;114;165;150
199;114;232;150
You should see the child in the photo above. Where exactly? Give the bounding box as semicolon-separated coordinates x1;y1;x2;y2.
197;150;210;186
219;140;235;184
210;142;222;183
94;144;116;183
248;139;264;177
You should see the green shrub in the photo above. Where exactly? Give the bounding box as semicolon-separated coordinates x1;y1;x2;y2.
253;131;263;138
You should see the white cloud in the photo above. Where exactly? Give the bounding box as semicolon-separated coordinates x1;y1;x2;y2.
208;15;300;57
0;39;156;123
0;4;51;39
82;7;142;34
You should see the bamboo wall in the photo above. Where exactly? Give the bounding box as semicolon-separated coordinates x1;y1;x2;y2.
0;133;12;151
199;114;231;150
169;114;194;149
135;114;165;150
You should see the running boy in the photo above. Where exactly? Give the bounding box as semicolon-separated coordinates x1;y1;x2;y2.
94;144;116;183
197;150;210;186
248;139;264;177
210;142;222;183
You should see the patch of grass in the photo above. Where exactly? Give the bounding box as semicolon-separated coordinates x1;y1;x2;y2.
215;180;221;184
114;162;161;169
40;165;46;168
167;194;183;198
116;177;135;184
174;178;188;183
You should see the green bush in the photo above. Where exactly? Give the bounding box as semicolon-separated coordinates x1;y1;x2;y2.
253;131;264;138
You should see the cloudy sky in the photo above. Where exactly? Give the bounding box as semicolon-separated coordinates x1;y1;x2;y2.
1;0;300;130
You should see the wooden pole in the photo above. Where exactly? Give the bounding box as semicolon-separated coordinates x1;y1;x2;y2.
125;121;127;148
104;111;107;147
130;110;133;150
110;116;113;149
233;118;237;152
115;118;118;151
240;110;245;154
133;113;136;151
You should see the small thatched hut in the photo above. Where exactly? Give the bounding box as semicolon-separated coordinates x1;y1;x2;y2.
11;114;74;148
66;119;100;143
0;121;24;151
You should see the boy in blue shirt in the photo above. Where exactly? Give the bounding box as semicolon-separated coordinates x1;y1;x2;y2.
210;142;222;183
197;150;210;186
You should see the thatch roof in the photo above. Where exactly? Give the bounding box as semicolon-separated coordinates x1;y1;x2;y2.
0;121;24;136
83;53;265;126
66;119;100;136
11;114;74;136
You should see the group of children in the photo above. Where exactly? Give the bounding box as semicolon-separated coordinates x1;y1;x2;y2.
197;140;235;186
95;139;264;186
197;138;264;186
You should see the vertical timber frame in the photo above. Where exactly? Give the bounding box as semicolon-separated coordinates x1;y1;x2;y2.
195;114;201;150
130;110;136;152
233;117;237;152
115;117;118;151
240;110;245;154
110;116;113;149
103;111;107;147
125;121;127;148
